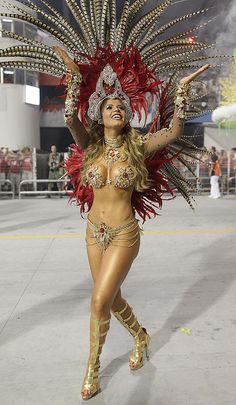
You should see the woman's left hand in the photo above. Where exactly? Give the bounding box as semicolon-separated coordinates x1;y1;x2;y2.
179;64;210;85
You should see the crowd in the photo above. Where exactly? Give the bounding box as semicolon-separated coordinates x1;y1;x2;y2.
1;145;236;198
175;147;236;196
0;147;33;196
0;145;72;197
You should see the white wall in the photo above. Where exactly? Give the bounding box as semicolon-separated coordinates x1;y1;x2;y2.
204;126;236;151
0;84;40;149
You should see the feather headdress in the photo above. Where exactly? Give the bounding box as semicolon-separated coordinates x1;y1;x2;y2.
0;0;229;219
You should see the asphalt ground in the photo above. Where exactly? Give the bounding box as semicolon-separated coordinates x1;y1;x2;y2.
0;195;235;405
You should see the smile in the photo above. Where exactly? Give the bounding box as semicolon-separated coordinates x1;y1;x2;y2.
111;114;122;120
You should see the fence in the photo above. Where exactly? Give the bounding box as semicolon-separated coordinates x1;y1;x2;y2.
174;155;236;195
0;179;14;198
18;179;67;199
1;148;236;199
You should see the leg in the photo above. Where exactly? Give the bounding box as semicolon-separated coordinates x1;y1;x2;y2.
215;175;220;198
91;239;140;319
112;292;151;370
211;175;220;198
87;220;141;313
48;170;55;192
87;232;149;370
86;227;138;323
81;239;139;399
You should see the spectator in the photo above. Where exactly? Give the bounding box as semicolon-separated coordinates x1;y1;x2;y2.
20;147;33;190
47;145;62;197
209;146;221;199
0;148;7;191
7;150;21;196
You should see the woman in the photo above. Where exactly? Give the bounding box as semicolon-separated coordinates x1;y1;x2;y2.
54;45;209;400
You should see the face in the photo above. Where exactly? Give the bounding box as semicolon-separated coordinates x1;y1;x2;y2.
51;145;57;153
101;98;127;130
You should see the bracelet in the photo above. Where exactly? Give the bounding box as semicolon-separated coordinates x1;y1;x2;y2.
64;70;82;124
65;69;82;86
174;82;191;119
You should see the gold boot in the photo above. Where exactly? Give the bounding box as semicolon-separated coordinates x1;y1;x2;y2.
81;317;110;400
112;301;150;370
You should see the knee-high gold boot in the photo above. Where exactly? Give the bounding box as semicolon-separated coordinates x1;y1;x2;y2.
112;301;150;370
81;317;110;400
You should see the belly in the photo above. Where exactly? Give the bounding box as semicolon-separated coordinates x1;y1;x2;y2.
89;187;134;226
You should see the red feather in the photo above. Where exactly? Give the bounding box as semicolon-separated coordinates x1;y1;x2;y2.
61;45;162;126
63;145;93;215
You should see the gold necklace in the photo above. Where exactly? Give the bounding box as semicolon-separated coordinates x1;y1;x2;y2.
103;137;124;175
104;136;123;149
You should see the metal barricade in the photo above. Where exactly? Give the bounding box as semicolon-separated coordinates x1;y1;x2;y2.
0;179;15;199
19;179;67;199
228;174;236;195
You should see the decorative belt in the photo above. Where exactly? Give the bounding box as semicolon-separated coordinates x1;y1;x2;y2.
87;216;138;251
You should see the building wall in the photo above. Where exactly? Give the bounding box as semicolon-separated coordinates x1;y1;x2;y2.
0;84;40;149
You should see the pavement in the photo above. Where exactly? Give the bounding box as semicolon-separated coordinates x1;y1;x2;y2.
0;195;236;405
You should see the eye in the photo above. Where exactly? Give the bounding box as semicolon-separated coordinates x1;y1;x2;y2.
106;105;112;110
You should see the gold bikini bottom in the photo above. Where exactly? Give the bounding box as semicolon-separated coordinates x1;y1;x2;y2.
86;216;141;251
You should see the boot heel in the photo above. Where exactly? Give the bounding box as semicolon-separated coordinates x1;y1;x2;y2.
145;344;150;360
145;334;151;360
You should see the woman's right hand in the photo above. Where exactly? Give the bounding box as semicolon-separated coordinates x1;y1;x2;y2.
52;45;80;74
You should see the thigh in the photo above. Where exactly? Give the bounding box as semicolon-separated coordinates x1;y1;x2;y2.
87;241;123;308
92;238;140;308
86;242;103;283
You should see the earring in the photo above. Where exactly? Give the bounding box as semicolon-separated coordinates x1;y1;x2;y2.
98;118;103;125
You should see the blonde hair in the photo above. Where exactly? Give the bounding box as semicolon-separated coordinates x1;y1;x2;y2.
81;122;151;192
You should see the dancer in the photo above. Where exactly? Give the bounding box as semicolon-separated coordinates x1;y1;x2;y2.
54;45;208;399
0;0;224;400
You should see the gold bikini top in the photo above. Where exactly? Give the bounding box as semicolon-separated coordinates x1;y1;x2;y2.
82;144;136;190
83;164;136;189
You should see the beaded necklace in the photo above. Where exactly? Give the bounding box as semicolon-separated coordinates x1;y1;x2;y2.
103;136;124;185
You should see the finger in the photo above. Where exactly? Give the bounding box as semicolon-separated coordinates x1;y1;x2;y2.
181;64;210;84
193;64;210;77
53;46;70;63
53;47;74;65
52;46;65;60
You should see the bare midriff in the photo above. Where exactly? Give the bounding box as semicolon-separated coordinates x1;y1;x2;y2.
88;186;134;227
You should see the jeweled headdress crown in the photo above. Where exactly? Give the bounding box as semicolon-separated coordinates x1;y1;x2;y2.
87;64;133;122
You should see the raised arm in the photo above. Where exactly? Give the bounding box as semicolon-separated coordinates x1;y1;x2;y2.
53;46;90;150
144;64;210;155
